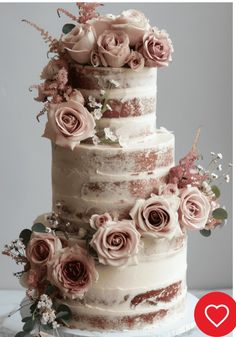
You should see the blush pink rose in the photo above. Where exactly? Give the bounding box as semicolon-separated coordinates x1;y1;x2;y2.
43;91;96;150
90;213;113;230
26;232;62;267
138;28;174;67
179;186;211;230
88;14;116;37
90;220;141;267
112;9;151;46
47;245;98;300
130;195;180;239
126;51;145;71
61;24;96;64
97;30;131;68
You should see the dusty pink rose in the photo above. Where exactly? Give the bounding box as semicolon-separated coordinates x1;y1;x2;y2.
130;195;180;239
97;30;130;68
88;14;116;37
90;213;113;230
90;50;101;67
90;220;141;267
61;24;96;64
112;9;151;46
26;232;62;267
43;92;96;150
179;186;211;230
47;245;98;300
126;51;145;71
138;28;174;67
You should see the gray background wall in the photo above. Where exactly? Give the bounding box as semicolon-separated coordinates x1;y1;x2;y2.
0;3;232;290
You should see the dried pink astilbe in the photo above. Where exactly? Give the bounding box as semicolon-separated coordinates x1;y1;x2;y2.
57;8;79;22
77;2;102;24
167;129;209;188
22;19;59;53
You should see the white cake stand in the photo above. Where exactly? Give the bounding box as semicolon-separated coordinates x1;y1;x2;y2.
3;293;198;337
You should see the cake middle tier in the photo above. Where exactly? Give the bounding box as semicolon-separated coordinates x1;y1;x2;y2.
52;131;174;228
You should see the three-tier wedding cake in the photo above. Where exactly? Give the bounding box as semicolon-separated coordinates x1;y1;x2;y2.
3;4;229;336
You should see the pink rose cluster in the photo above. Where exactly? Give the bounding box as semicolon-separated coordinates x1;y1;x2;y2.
129;182;221;236
60;9;173;71
22;231;98;300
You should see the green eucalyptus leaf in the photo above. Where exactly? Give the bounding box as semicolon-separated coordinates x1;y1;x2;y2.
23;318;35;332
22;316;32;323
31;223;46;233
56;304;72;320
30;302;37;313
200;229;211;237
62;23;76;34
19;229;32;246
15;332;27;337
211;185;221;199
212;208;228;220
45;283;57;295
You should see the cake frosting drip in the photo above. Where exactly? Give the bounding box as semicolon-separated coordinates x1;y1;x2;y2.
52;131;174;228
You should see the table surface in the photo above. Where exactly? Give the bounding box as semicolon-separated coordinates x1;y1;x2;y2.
0;289;233;337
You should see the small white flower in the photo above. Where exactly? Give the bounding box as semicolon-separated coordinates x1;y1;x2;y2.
217;153;223;159
211;173;218;179
15;239;25;250
52;321;60;329
104;128;117;142
92;108;103;120
41;312;50;325
92;135;101;146
224;174;230;183
106;104;112;111
210;151;216;156
197;165;204;171
109;79;120;88
217;164;222;171
100;89;105;96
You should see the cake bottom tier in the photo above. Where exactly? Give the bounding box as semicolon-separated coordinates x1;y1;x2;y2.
59;239;187;331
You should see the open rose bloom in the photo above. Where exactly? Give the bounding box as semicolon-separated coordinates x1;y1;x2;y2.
47;245;98;300
43;90;96;150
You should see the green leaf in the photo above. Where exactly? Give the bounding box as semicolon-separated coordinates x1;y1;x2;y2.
15;332;27;337
19;229;32;246
56;304;72;321
23;318;35;332
212;208;228;220
211;185;221;199
62;23;75;34
31;223;46;233
22;316;32;323
45;283;57;295
30;302;37;313
200;229;211;237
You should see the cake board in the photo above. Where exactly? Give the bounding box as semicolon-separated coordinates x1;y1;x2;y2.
3;292;198;337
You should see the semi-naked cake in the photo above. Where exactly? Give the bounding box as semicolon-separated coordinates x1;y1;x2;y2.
3;4;229;336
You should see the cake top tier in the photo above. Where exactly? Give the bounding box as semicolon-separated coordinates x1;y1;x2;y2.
26;3;174;150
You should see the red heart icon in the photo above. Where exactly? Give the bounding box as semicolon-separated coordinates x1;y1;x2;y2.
205;304;229;327
194;291;236;336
